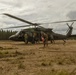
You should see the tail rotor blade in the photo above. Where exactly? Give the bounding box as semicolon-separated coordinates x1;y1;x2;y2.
71;22;74;27
66;28;70;33
66;23;70;33
66;23;70;27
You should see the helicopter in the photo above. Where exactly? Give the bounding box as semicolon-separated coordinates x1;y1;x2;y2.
3;13;76;44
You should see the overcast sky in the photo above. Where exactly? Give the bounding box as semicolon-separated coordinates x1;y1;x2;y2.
0;0;76;34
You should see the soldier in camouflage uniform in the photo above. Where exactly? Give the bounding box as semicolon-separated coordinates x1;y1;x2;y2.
24;33;28;44
50;34;55;44
41;32;48;47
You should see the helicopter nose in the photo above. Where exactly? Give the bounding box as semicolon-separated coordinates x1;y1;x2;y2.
9;35;16;40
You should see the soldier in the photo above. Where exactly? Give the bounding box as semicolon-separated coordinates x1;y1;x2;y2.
33;32;40;44
50;34;55;44
24;33;28;44
41;32;48;47
32;32;37;44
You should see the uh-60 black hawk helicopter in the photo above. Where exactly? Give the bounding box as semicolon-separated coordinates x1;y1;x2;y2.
3;13;76;44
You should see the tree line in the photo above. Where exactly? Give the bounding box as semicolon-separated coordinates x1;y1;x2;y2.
0;30;17;40
0;30;76;40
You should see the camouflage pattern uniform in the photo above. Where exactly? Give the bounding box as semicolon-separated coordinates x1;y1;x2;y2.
24;33;28;44
41;32;48;47
50;34;55;43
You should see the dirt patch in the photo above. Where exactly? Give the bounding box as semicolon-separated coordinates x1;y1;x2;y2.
0;40;76;75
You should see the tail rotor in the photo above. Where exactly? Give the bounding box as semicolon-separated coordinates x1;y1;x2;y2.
66;23;70;33
66;22;74;33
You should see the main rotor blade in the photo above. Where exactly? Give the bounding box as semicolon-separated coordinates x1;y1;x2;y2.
3;13;36;25
37;20;76;24
51;20;76;23
3;25;32;29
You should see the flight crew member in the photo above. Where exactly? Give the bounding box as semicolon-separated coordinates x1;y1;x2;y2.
41;32;48;47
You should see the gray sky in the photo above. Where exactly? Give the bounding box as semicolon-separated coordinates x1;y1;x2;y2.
0;0;76;34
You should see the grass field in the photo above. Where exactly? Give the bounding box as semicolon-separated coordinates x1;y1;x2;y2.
0;40;76;75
